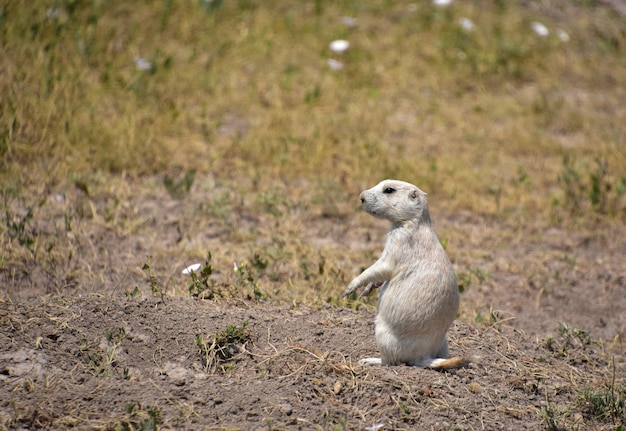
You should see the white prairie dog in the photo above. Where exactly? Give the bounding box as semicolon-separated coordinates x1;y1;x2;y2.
343;180;467;369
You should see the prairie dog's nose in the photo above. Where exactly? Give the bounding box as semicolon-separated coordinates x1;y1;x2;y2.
360;192;366;204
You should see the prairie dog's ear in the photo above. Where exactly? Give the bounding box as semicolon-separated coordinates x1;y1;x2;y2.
410;189;418;200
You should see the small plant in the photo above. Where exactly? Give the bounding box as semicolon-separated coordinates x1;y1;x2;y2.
579;387;626;425
187;252;215;297
142;259;164;301
457;267;489;294
233;261;263;300
196;321;251;373
543;335;556;352
557;154;585;214
250;252;269;271
514;167;531;186
4;202;36;251
255;188;288;217
103;196;121;223
457;271;472;294
79;337;106;376
163;168;196;198
588;157;626;215
556;155;626;217
538;393;567;431
557;321;591;347
115;403;161;431
488;308;503;326
474;306;505;328
199;0;224;13
125;286;141;298
105;327;126;345
79;328;126;377
538;404;564;431
577;360;626;426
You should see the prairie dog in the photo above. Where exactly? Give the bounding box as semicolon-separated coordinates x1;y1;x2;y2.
343;180;467;369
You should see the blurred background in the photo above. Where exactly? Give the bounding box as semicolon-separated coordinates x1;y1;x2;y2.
1;0;625;305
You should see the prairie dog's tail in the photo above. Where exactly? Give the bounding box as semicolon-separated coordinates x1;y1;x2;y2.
426;356;471;370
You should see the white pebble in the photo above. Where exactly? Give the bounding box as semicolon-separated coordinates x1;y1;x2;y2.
327;59;344;71
531;21;549;37
329;40;350;53
459;17;475;31
182;263;202;275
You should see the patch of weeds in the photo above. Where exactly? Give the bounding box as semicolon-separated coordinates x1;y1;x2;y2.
577;360;626;426
79;328;126;377
103;196;121;224
579;387;626;426
112;403;161;431
198;0;224;13
3;199;36;251
556;154;584;215
125;286;141;298
142;259;164;301
105;327;127;345
457;271;472;294
300;253;325;282
196;321;250;373
542;335;557;353
187;252;215;298
233;261;263;301
487;308;504;326
543;322;594;362
557;321;591;347
514;166;532;186
457;267;489;293
198;190;234;222
556;155;626;217
250;252;269;271
79;338;106;376
474;306;506;328
304;83;321;103
256;187;288;217
589;158;614;214
163;168;196;199
538;393;568;431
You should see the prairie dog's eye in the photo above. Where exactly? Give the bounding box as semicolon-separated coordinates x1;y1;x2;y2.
383;187;396;194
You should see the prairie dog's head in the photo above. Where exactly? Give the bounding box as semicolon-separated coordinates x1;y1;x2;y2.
359;180;429;224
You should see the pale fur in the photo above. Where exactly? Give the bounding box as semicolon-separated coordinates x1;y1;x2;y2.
343;180;467;369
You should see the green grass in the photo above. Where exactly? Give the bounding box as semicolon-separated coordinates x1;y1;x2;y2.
196;321;251;373
2;0;625;220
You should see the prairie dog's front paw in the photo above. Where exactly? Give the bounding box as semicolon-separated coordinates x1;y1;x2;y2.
359;281;384;298
341;280;360;297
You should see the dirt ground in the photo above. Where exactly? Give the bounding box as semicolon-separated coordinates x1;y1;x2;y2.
1;184;625;430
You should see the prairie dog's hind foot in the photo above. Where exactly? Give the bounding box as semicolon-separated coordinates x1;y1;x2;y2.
358;356;470;369
358;357;383;365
